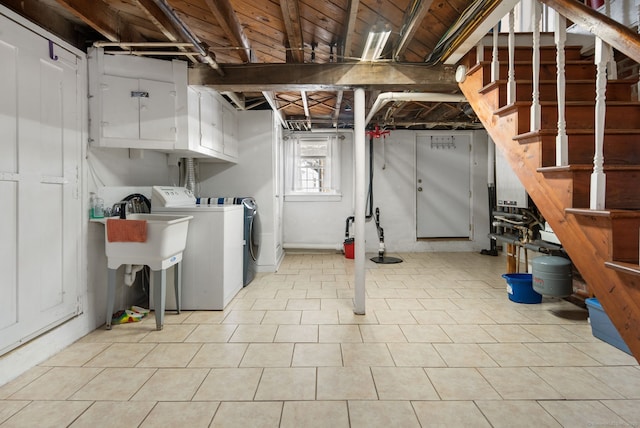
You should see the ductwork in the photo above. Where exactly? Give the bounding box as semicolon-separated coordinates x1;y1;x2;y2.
365;92;467;125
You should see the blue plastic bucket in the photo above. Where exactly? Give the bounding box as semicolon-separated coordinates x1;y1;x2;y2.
502;273;542;304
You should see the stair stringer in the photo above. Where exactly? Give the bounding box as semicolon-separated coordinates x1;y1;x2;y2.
459;65;640;362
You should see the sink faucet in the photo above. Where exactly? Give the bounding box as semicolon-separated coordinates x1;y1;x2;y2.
113;201;130;219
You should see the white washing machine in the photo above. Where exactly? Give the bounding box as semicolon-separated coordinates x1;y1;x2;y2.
151;186;244;310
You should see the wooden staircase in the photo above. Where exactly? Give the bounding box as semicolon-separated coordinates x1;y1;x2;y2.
459;44;640;362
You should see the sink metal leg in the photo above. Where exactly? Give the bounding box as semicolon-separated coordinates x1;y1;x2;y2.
153;268;166;330
106;268;117;330
174;261;182;314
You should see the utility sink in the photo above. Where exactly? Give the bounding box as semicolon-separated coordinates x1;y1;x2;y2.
96;213;193;331
102;213;193;270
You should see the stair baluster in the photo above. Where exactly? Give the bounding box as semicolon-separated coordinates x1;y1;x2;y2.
531;1;542;131
591;38;609;210
507;8;516;104
554;11;568;166
492;24;500;82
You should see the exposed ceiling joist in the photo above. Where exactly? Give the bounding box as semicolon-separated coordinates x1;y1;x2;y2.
189;63;458;92
280;0;305;63
204;0;255;63
394;0;434;61
342;0;360;60
55;0;144;42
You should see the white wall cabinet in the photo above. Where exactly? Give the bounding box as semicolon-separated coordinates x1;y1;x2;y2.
222;100;239;159
184;86;238;162
101;75;177;142
89;49;238;162
0;12;82;356
89;47;187;151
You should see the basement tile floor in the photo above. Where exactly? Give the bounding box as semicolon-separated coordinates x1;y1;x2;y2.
1;252;639;427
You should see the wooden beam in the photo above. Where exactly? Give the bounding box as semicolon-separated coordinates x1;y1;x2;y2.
342;0;360;60
189;63;459;92
539;0;640;63
280;0;305;63
203;0;255;63
55;0;144;42
393;0;434;61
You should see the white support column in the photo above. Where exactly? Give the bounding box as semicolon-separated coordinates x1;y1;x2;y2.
353;88;366;315
591;38;608;210
530;1;542;132
491;24;500;83
555;11;568;166
507;9;516;105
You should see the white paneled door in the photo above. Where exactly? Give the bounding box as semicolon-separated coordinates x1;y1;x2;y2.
0;14;82;355
416;134;471;239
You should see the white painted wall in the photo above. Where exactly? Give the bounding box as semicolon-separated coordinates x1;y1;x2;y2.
283;131;355;250
282;129;491;253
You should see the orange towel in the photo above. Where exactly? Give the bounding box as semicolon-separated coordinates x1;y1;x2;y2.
106;219;147;243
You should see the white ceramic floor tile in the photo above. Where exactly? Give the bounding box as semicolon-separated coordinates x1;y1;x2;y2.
193;368;262;401
316;367;377;400
349;401;420;428
412;401;491;427
210;401;282;428
69;401;155;428
281;401;349;428
5;253;640;428
139;401;219;427
254;367;316;400
425;368;501;400
475;400;561;428
538;400;629;427
291;343;343;367
2;401;92;428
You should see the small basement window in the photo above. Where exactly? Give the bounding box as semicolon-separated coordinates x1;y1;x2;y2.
285;135;341;201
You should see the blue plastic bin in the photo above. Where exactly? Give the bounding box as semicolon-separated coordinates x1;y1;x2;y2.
585;298;631;355
502;273;542;304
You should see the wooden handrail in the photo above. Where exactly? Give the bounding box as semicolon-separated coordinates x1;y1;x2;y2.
539;0;640;63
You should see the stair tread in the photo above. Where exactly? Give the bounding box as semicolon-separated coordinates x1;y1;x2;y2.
605;261;640;276
566;208;640;218
516;129;640;138
539;164;640;172
496;100;640;115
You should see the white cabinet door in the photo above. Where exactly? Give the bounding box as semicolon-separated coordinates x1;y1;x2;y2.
222;102;238;158
0;15;81;356
101;74;140;139
139;79;177;141
200;90;223;152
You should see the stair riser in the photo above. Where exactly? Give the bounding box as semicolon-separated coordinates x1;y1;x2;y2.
569;170;640;210
536;135;640;166
482;63;596;85
477;46;584;62
506;105;640;134
514;82;634;103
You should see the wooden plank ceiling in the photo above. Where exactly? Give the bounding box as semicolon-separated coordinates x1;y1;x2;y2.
2;0;482;130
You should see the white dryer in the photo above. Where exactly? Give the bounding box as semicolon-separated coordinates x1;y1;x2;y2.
151;186;244;310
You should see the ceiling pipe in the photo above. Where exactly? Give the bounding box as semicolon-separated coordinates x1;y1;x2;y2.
365;92;467;126
150;0;224;76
